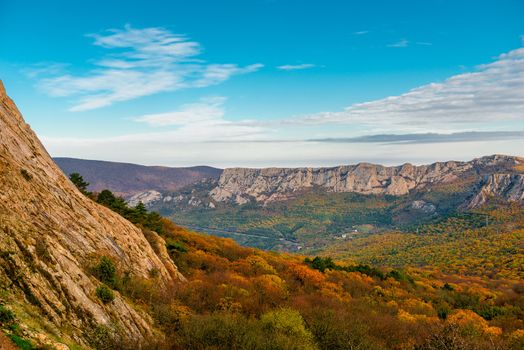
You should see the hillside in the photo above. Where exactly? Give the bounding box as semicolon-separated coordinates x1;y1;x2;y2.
321;204;524;280
0;80;183;348
54;157;222;198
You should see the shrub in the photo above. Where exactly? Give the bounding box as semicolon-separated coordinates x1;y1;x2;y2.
442;282;454;291
175;311;317;350
260;308;312;340
96;284;115;304
0;305;15;324
166;240;188;253
94;256;117;287
7;334;35;350
20;169;32;181
88;325;119;350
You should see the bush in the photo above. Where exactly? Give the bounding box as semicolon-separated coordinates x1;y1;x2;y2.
175;311;318;350
20;169;32;181
7;334;35;350
94;256;117;287
260;308;313;341
0;305;15;324
96;284;115;304
166;240;188;253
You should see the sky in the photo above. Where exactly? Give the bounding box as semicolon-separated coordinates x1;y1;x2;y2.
1;0;523;168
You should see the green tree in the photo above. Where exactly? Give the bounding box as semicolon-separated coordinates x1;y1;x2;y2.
96;189;117;207
69;172;91;195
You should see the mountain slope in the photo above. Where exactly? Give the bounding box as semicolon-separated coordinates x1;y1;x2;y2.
54;157;222;197
0;80;183;347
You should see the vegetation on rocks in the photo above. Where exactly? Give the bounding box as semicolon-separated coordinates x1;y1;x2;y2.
95;285;115;304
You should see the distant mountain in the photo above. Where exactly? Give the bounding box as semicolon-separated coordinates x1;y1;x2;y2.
210;155;524;207
138;155;524;251
54;157;222;197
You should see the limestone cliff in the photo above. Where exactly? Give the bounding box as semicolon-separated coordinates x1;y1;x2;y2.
0;80;183;347
210;155;524;207
467;174;524;209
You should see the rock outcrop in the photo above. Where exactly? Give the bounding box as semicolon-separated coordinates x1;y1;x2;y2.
0;80;183;346
210;155;524;206
127;190;163;207
467;174;524;209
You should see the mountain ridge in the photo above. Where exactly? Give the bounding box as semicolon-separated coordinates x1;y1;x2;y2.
209;154;524;206
54;157;222;197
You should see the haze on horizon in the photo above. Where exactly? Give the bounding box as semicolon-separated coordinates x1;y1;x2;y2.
1;0;523;168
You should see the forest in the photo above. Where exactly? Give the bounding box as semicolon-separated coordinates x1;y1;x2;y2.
56;176;524;349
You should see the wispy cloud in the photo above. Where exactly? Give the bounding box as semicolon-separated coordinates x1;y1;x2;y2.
277;63;316;71
135;96;227;126
133;96;266;141
36;25;263;111
296;46;524;132
309;131;524;144
353;31;369;35
387;39;409;48
39;41;524;167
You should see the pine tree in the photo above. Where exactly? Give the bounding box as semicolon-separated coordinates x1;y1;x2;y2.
69;172;91;196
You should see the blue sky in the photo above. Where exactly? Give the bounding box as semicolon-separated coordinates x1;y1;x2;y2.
1;0;523;167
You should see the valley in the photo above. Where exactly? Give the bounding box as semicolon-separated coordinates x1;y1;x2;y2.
0;79;522;348
58;154;524;254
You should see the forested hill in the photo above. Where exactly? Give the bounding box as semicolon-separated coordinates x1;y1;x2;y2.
54;157;222;196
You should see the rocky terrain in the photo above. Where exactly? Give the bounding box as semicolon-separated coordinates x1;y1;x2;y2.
468;173;524;209
0;80;183;347
54;157;221;197
209;155;524;207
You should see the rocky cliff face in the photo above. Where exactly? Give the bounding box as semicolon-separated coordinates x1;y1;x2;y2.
0;80;182;347
209;155;524;206
468;174;524;209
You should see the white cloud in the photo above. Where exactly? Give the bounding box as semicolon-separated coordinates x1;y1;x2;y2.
353;31;369;35
135;97;226;126
130;96;267;142
387;39;409;48
297;46;524;132
36;25;263;111
277;63;316;71
39;44;524;167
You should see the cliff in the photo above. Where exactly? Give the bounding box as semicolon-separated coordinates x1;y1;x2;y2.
468;173;524;209
0;80;182;347
209;155;524;207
